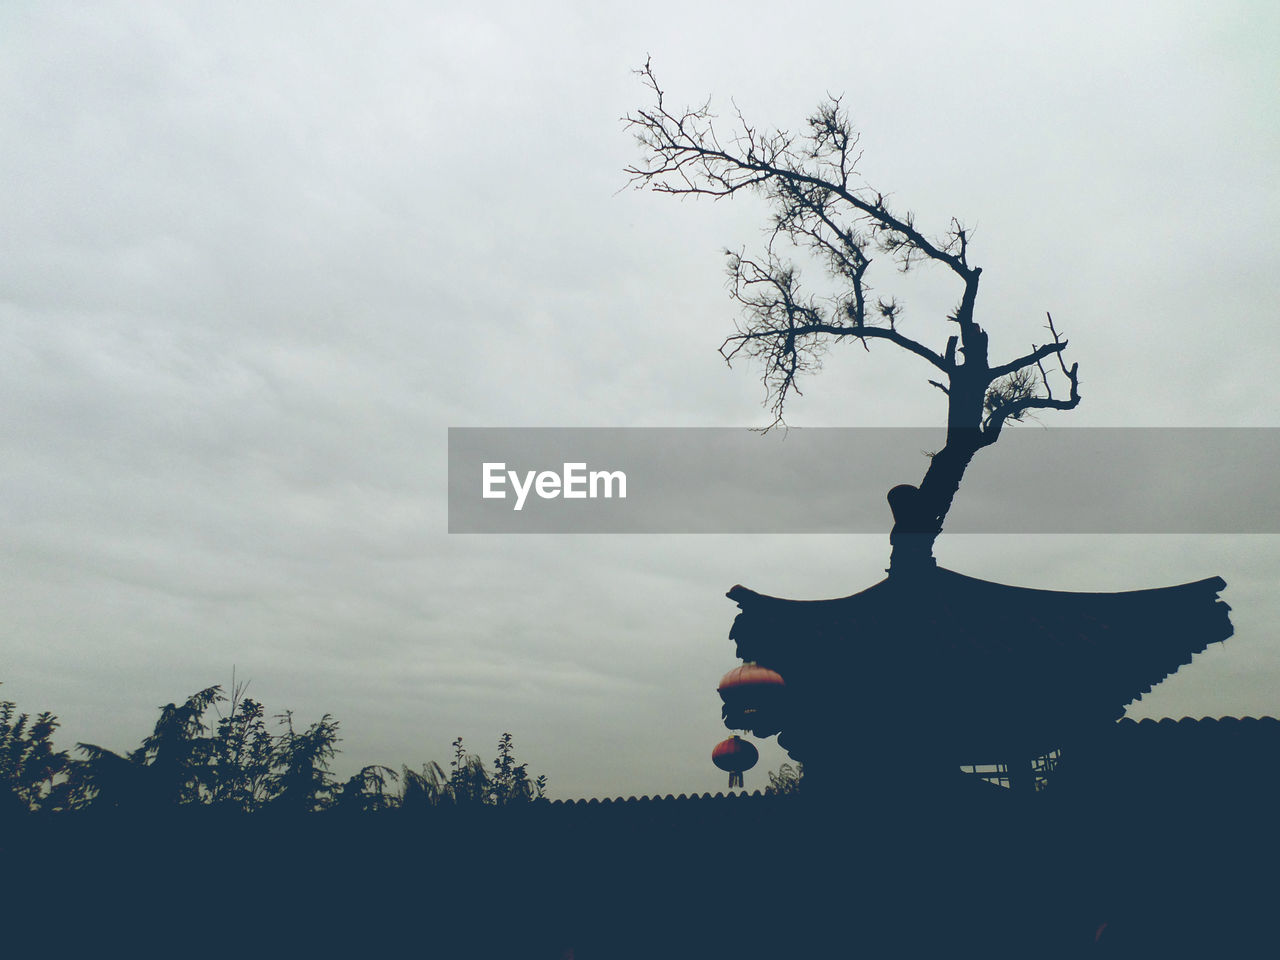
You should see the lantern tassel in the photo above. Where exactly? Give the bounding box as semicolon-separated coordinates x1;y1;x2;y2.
729;771;743;789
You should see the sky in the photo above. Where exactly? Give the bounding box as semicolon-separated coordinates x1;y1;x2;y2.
2;1;1278;800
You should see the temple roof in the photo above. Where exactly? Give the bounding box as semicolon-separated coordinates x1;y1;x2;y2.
726;568;1233;758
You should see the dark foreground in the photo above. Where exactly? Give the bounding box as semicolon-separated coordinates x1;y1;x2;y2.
4;773;1278;959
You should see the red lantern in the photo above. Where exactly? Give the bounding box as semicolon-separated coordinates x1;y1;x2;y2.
712;735;759;789
718;663;786;736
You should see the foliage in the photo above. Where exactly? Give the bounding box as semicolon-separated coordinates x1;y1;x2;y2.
449;734;489;805
424;733;547;807
764;761;803;796
337;765;399;813
134;685;221;805
1;679;549;815
490;731;547;805
76;686;224;810
267;710;341;813
400;760;449;810
0;689;73;812
208;682;275;811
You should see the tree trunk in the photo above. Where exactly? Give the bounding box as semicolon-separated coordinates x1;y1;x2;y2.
887;316;988;576
887;441;977;575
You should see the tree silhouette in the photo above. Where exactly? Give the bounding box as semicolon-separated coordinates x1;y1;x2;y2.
398;735;546;809
449;734;488;805
627;62;1081;573
0;690;72;812
135;686;221;805
75;686;220;810
4;680;549;816
490;731;547;805
266;710;341;813
208;681;274;811
400;760;450;809
337;764;399;813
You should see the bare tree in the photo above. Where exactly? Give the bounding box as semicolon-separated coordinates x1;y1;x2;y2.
626;61;1081;574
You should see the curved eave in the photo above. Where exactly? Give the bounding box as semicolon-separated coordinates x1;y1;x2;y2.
725;568;1233;748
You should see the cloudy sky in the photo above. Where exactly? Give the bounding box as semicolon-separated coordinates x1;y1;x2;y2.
3;1;1278;799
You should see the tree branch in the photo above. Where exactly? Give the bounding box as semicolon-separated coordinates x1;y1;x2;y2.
628;62;1084;563
980;357;1081;445
625;61;997;424
720;321;952;371
987;339;1069;382
625;61;977;280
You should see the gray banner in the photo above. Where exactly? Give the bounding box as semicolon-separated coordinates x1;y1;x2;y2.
447;428;1280;534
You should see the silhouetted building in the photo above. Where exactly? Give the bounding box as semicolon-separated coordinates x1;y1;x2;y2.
724;567;1233;797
